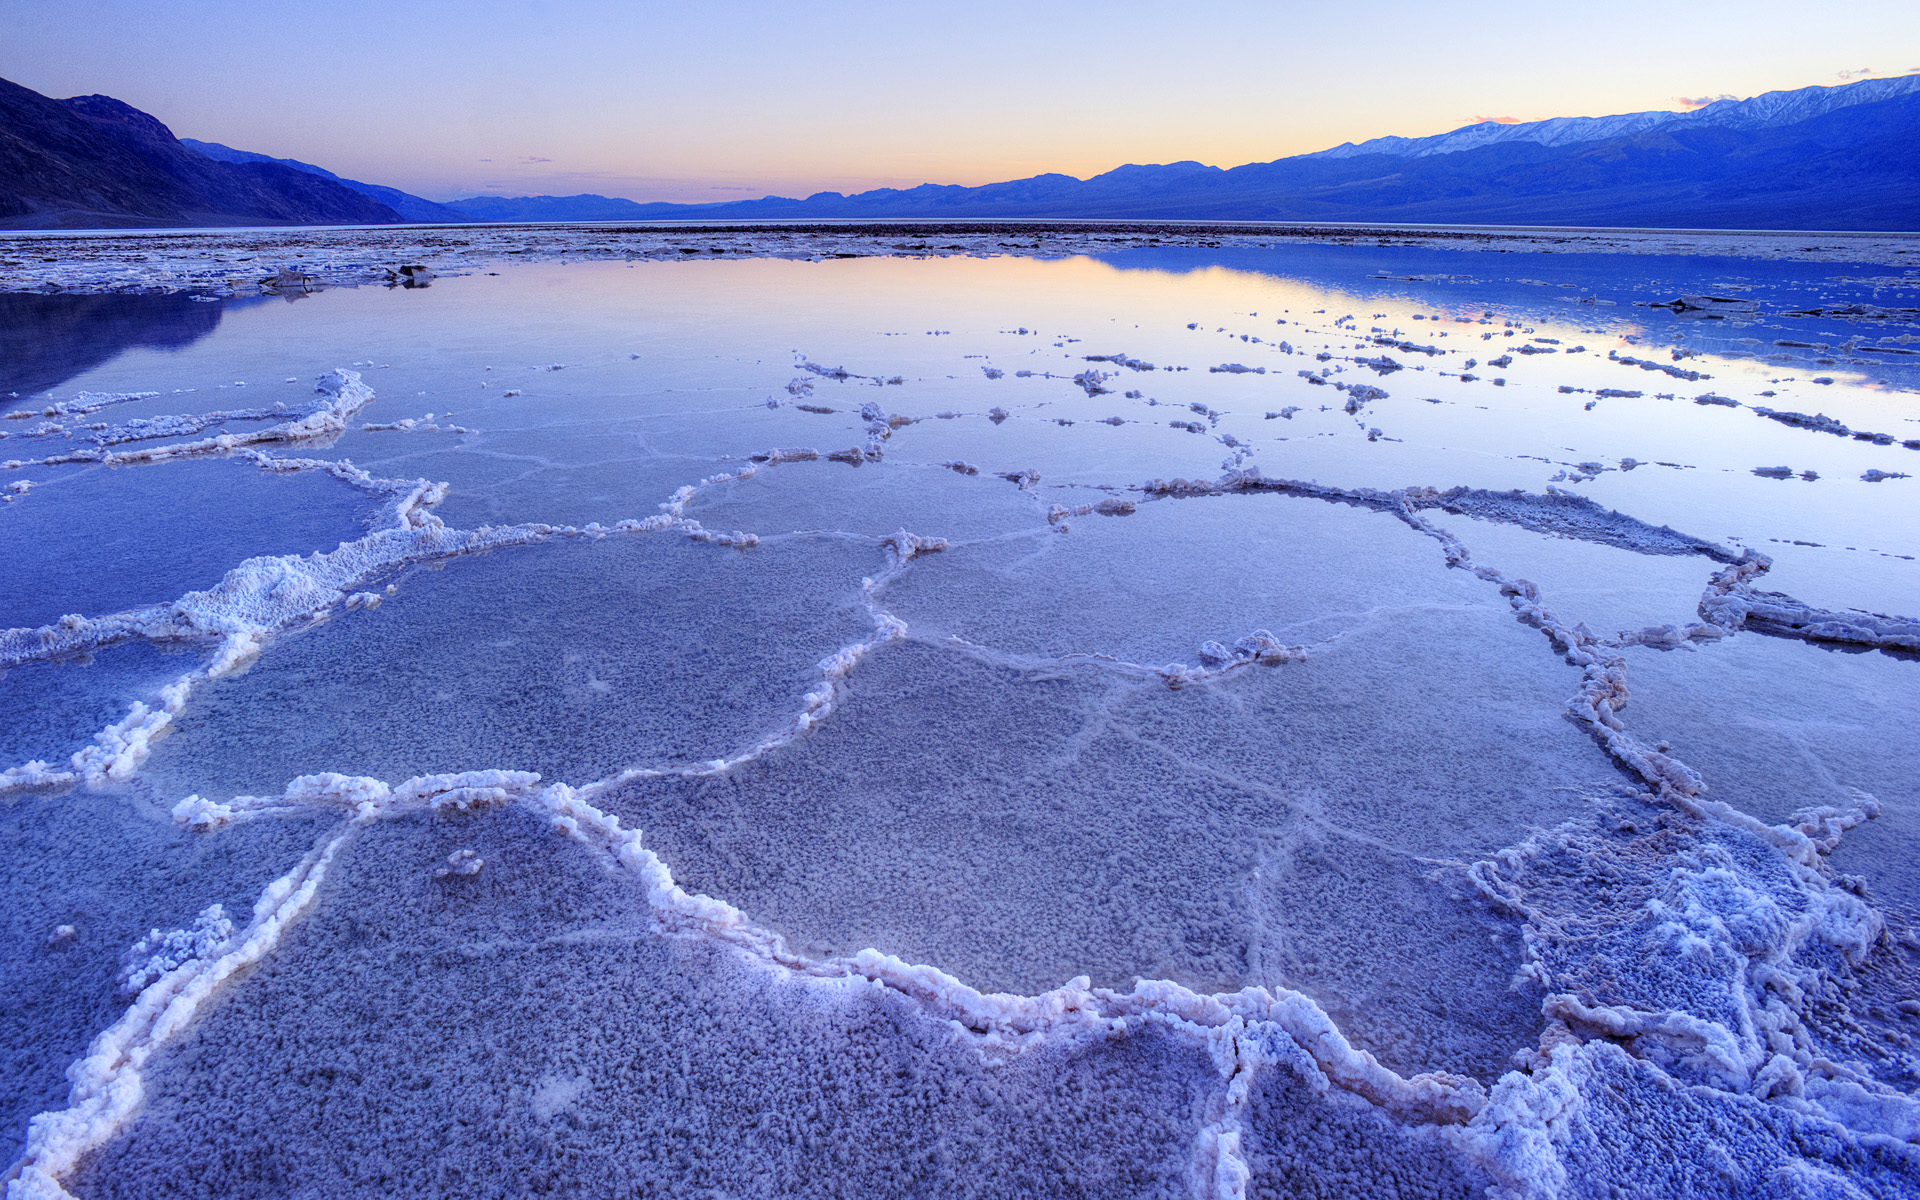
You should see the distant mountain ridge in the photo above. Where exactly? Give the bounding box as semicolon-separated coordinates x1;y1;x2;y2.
438;193;665;223
1310;72;1920;159
446;75;1920;230
0;76;404;230
179;139;471;223
4;72;1916;231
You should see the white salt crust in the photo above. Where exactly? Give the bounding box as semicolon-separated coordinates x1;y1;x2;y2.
3;364;1917;1200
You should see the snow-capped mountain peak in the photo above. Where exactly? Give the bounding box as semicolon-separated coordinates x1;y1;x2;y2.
1309;72;1920;160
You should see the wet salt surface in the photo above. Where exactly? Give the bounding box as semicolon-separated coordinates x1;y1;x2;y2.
2;241;1917;1199
0;793;333;1161
68;806;1216;1200
0;458;382;631
0;642;194;771
143;534;883;798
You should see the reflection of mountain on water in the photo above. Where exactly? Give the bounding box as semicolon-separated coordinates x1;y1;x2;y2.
0;292;244;405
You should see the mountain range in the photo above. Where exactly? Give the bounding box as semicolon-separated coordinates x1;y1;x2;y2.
0;76;403;229
443;74;1920;230
179;139;470;224
3;72;1917;231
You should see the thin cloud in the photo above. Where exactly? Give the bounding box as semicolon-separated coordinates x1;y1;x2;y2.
1676;93;1737;111
524;156;553;163
1472;115;1521;125
1835;67;1874;80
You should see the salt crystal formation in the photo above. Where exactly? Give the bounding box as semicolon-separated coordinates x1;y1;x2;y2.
2;237;1917;1198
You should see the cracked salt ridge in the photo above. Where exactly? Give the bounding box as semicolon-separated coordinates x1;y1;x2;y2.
0;456;387;635
7;485;1505;1189
12;650;1909;1191
137;533;885;800
1751;544;1920;643
1104;613;1607;1077
1700;554;1920;653
63;804;1220;1200
0;499;538;792
7;818;351;1200
5;403;299;453
0;788;333;1171
0;643;193;778
1109;470;1919;1116
1464;802;1920;1197
1147;468;1918;655
52;682;1919;1200
3;370;376;469
0;424;918;795
1379;535;1920;1188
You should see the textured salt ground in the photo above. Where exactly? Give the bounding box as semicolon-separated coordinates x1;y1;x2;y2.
603;592;1606;1083
0;640;196;769
1487;793;1836;1044
882;489;1492;667
603;644;1263;992
685;459;1048;543
1471;785;1920;1111
1239;1062;1487;1200
1549;1042;1920;1200
1112;607;1611;1073
1792;912;1920;1102
139;534;884;801
1618;637;1920;909
1247;829;1539;1087
0;458;382;632
69;804;1218;1200
0;791;335;1163
1437;512;1721;638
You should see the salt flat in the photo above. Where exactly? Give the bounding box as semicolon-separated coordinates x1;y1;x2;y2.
2;228;1917;1199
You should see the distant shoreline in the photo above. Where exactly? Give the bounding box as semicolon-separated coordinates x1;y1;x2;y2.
4;220;1916;296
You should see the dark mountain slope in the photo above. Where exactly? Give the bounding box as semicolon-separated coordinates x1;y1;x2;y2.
179;139;470;224
0;77;403;230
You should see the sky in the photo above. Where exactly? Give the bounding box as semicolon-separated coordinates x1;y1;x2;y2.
4;0;1918;204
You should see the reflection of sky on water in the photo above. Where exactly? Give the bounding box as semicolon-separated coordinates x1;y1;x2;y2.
10;249;1913;611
